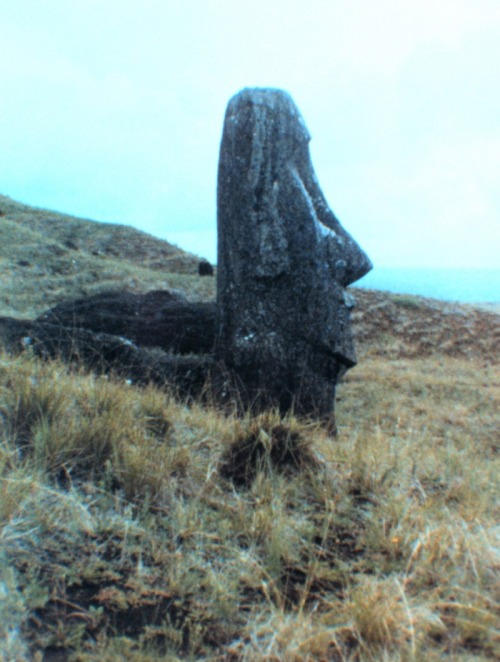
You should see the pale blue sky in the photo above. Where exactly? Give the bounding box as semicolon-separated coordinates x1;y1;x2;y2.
1;0;499;268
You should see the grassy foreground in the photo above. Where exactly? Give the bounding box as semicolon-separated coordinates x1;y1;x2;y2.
0;348;498;660
0;195;498;659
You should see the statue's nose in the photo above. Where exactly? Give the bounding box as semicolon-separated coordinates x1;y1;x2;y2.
296;154;372;287
322;231;373;287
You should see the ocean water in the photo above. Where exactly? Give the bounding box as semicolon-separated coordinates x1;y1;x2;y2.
355;268;500;303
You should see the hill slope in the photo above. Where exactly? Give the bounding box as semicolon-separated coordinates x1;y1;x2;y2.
0;194;215;317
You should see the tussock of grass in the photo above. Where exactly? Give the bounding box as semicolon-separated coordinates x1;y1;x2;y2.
0;348;498;660
219;414;320;487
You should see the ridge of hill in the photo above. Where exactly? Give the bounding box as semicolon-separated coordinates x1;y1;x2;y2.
0;194;201;268
0;194;214;316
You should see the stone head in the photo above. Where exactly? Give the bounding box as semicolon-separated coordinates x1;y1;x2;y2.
216;88;372;419
218;88;371;289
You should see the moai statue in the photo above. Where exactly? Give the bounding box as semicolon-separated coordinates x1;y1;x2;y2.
216;88;372;426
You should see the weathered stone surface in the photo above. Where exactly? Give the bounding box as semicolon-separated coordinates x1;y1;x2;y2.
216;88;372;422
0;315;213;397
198;260;214;276
37;290;216;355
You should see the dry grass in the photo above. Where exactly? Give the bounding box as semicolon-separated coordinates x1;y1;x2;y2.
0;347;498;661
0;195;498;659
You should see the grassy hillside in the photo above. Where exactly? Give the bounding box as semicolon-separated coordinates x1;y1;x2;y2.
0;197;498;661
0;194;215;318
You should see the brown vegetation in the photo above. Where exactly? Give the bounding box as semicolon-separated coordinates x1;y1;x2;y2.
0;196;498;660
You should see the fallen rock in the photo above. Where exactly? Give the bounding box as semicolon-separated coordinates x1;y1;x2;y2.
198;260;214;276
37;290;216;355
0;315;213;397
